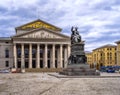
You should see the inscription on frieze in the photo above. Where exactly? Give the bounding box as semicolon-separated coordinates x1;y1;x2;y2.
22;30;62;39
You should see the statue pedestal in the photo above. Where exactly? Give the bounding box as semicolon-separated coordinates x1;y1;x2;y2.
59;43;100;76
59;27;100;76
60;64;100;76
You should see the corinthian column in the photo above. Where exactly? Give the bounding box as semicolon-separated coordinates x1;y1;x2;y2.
64;47;67;68
36;44;40;68
13;43;17;68
44;44;48;68
60;44;63;68
67;44;71;58
21;44;25;72
29;44;32;68
52;44;55;68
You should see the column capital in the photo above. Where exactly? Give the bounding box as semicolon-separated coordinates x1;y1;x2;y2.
68;44;71;46
13;43;16;45
29;43;32;46
21;43;24;45
45;44;48;46
60;44;63;46
53;44;55;46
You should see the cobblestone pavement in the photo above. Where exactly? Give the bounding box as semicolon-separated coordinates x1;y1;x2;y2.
0;73;120;95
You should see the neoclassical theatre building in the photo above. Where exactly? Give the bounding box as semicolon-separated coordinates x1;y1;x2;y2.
0;19;71;69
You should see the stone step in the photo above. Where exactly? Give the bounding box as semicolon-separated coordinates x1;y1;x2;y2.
63;68;96;72
60;71;100;76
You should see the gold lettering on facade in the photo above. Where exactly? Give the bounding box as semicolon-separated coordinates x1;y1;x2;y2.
21;21;59;31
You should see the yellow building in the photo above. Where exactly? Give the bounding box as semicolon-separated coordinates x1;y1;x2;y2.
115;40;120;66
85;52;93;67
91;44;117;68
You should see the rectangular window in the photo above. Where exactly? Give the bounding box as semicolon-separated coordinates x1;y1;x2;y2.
48;50;50;58
5;49;9;58
62;50;64;58
40;49;43;58
17;48;21;58
32;49;36;58
25;48;29;58
5;61;9;67
55;50;57;58
5;42;9;44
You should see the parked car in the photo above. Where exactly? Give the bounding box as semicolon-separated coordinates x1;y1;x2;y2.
106;66;115;73
100;66;116;73
113;66;120;71
0;69;9;73
100;66;106;72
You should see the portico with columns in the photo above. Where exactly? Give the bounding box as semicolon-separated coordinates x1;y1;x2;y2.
13;43;70;69
12;19;71;69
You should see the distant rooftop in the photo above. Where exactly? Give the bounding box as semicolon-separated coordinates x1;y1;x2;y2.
93;44;116;51
115;40;120;44
0;37;11;41
85;51;92;54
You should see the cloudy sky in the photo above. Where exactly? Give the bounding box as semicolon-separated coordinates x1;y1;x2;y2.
0;0;120;51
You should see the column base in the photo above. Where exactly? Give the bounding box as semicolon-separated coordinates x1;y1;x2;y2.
21;69;25;73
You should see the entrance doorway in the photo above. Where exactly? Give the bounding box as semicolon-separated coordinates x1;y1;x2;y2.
40;60;43;68
55;60;57;68
17;60;21;68
48;60;50;68
25;60;29;68
32;60;36;68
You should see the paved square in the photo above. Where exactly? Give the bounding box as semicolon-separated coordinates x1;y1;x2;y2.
0;73;120;95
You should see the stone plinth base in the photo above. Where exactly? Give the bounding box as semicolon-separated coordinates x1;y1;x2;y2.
60;64;100;76
21;69;25;73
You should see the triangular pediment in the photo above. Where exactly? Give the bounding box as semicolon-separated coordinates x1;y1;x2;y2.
13;28;70;39
15;19;61;32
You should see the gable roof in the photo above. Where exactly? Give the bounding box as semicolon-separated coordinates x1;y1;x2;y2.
13;27;70;39
15;19;62;32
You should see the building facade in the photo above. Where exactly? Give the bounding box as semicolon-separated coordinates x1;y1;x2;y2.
115;40;120;66
85;44;117;69
85;52;92;65
0;19;71;69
